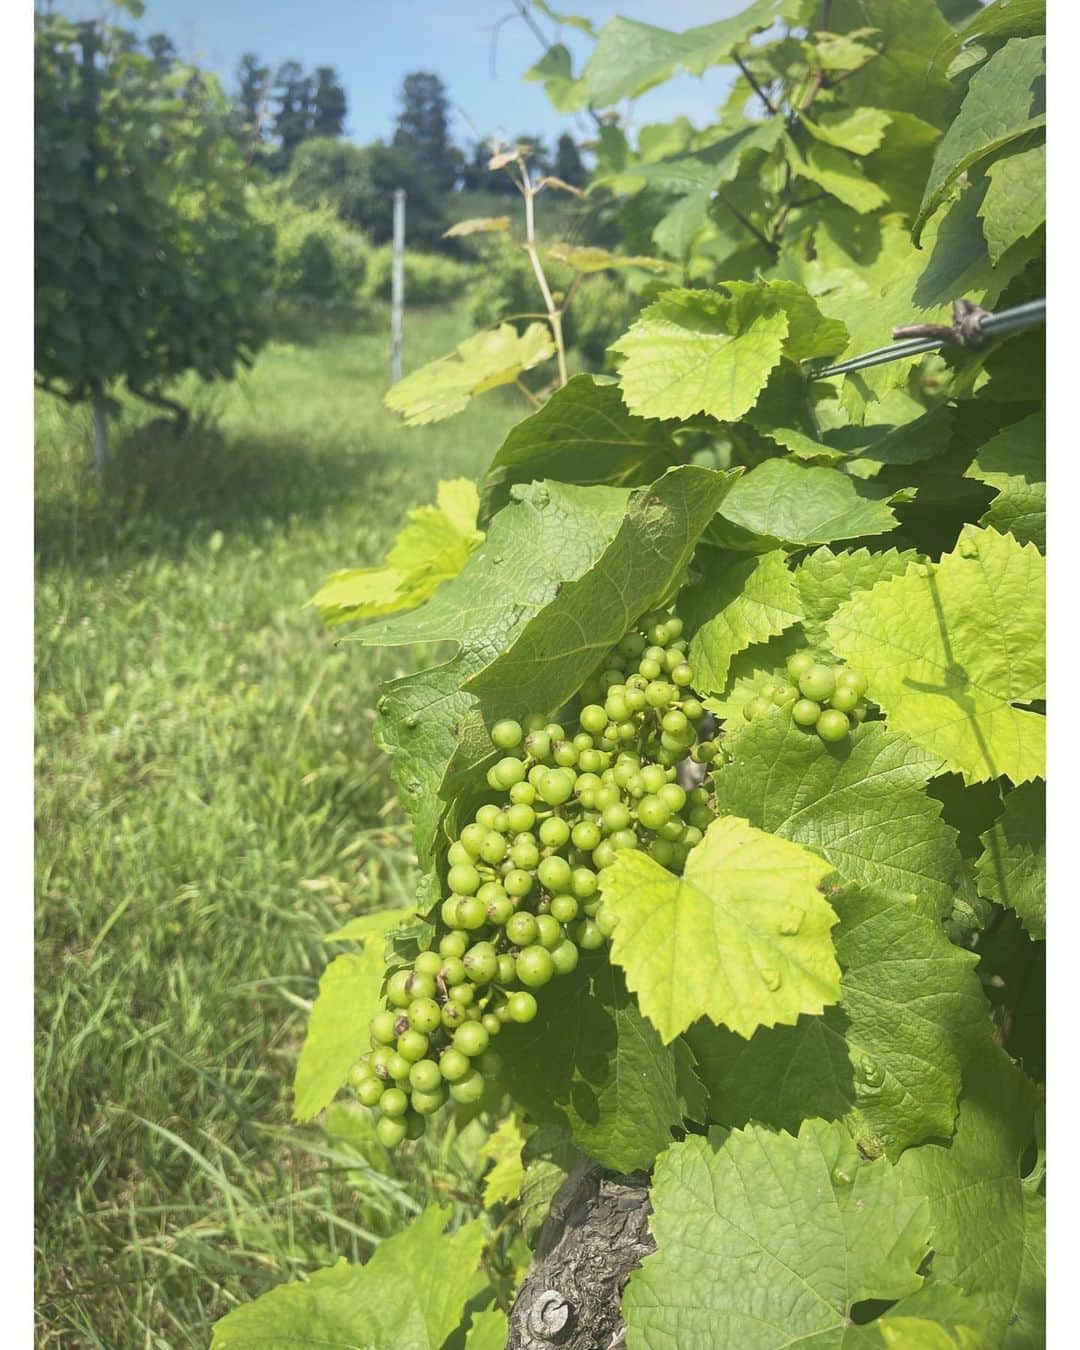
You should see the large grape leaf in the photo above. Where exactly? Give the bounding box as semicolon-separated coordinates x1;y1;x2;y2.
794;545;922;649
465;465;733;717
803;108;893;155
830;0;957;125
477;375;679;521
621;1120;930;1349
712;718;961;915
602;816;839;1043
496;961;685;1172
683;548;804;695
293;908;404;1122
825;526;1045;784
580;1;807;105
897;1046;1045;1348
363;481;630;862
788;139;889;214
312;479;483;627
916;36;1045;236
611;287;789;423
385;322;554;426
979;138;1045;263
932;0;1046;79
688;883;991;1159
975;780;1045;938
210;1205;486;1349
718;459;901;545
964;411;1045;549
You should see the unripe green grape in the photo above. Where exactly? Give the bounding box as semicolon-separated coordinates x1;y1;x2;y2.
772;683;798;706
829;683;860;713
688;804;714;831
612;760;636;790
538;816;569;849
492;756;526;789
414;951;443;978
649;838;677;866
601;668;625;688
464;942;498;984
527;763;549;789
535;854;571;893
655;746;679;765
409;1058;442;1093
647;621;670;646
576;918;605;950
505;989;537;1023
525;730;552;762
573;731;594;752
485;892;514;925
594;782;621;809
787;651;815;680
690;740;718;763
405;1111;426;1141
571;866;598;899
538;769;574;806
620;687;644;715
671;662;694;687
817;708;851;742
523;712;547;733
510;839;540;870
450;1070;485;1104
604;693;630;724
506;912;538;947
570;820;600;852
595;905;618;938
836;668;868;696
371;1010;398;1045
439;957;466;987
610;827;639;852
447;841;471;867
448;862;480;896
491;718;523;750
356;1076;384;1107
476;804;501;830
682;697;705;721
601;802;631;834
411;1086;445;1115
553;741;579;768
583;895;602;917
850;700;869;723
658;782;686;813
798;664;836;702
454;1021;489;1057
496;953;517;984
592;839;616;870
662;647;682;674
681;825;704;847
516;945;555;988
550;893;579;923
547;722;566;739
370;1046;394;1078
439;1047;471;1082
376;1115;408;1149
658;817;685;842
387;1051;412;1082
381;1086;409;1118
397;1029;429;1062
639;764;666;794
665;616;684;640
550;938;580;975
792;698;822;728
637;656;662;681
450;984;475;1007
479;834;507;867
407;997;441;1034
619;632;647;659
645;680;674;708
441;897;462;928
637;795;671;830
348;1058;373;1087
461;825;489;859
441;1002;467;1030
388;971;415;1008
578;749;604;774
454;895;488;930
535;913;563;950
482;1013;502;1037
509;780;536;805
749;697;773;720
506;802;535;834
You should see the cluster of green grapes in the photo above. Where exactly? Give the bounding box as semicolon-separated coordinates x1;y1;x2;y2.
349;609;716;1148
743;651;870;743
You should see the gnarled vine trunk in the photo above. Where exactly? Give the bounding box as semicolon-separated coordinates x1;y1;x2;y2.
506;1164;654;1349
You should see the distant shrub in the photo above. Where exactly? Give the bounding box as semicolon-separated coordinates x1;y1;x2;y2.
363;248;475;305
570;274;643;371
260;198;368;303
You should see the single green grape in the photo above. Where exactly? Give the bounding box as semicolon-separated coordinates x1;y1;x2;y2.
792;698;822;727
447;862;480;896
463;942;498;984
447;841;471;867
386;971;413;1008
408;1059;442;1093
370;1010;398;1045
380;1087;408;1118
510;838;540;870
376;1115;408;1148
449;1070;485;1104
571;866;598;899
658;781;686;812
576;918;605;950
787;651;815;680
829;683;860;713
454;1021;490;1057
595;905;618;938
506;802;536;833
482;1012;502;1037
454;895;488;930
537;769;575;806
439;956;466;987
507;990;538;1023
505;868;534;898
637;795;671;830
509;780;536;805
535;913;564;950
356;1076;384;1108
397;1029;429;1062
798;664;836;703
496;953;517;984
439;931;467;958
772;682;798;706
505;912;538;947
414;951;442;978
550;893;579;923
491;718;523;750
405;1111;426;1141
476;804;501;830
450;984;475;1007
491;756;526;789
407;997;441;1033
571;819;601;851
539;816;570;848
485;891;514;925
836;668;868;696
439;1047;471;1083
817;708;851;742
537;854;573;893
411;1086;446;1116
517;945;555;987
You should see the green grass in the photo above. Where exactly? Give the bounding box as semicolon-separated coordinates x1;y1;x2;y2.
35;301;525;1347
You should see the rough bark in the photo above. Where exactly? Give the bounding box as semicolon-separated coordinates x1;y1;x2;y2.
506;1162;654;1349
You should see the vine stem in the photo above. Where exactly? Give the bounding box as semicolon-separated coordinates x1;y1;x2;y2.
732;51;778;115
520;161;569;388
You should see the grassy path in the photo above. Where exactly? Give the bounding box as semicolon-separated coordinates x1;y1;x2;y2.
35;303;522;1346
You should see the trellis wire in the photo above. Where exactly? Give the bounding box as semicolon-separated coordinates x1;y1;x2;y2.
811;297;1046;379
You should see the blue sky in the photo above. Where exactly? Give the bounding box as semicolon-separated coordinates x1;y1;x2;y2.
45;0;743;150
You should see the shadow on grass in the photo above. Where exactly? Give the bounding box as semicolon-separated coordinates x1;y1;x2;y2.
35;413;401;572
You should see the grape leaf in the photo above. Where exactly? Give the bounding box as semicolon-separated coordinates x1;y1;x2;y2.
718;459;900;545
611;286;789;423
688;883;990;1159
916;36;1045;236
825;526;1045;784
443;216;511;237
794;545;922;649
602;815;839;1043
496;961;685;1172
712;718;961;915
385;323;554;426
975;780;1045;938
964;411;1045;549
830;0;957;124
478;375;679;521
464;1309;510;1349
788;138;890;213
312;479;483;627
293;907;404;1121
979;138;1045;263
845;1284;997;1348
546;242;669;273
479;1114;526;1207
621;1120;930;1349
803;108;893;155
897;1046;1045;1348
684;548;804;695
210;1205;486;1348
